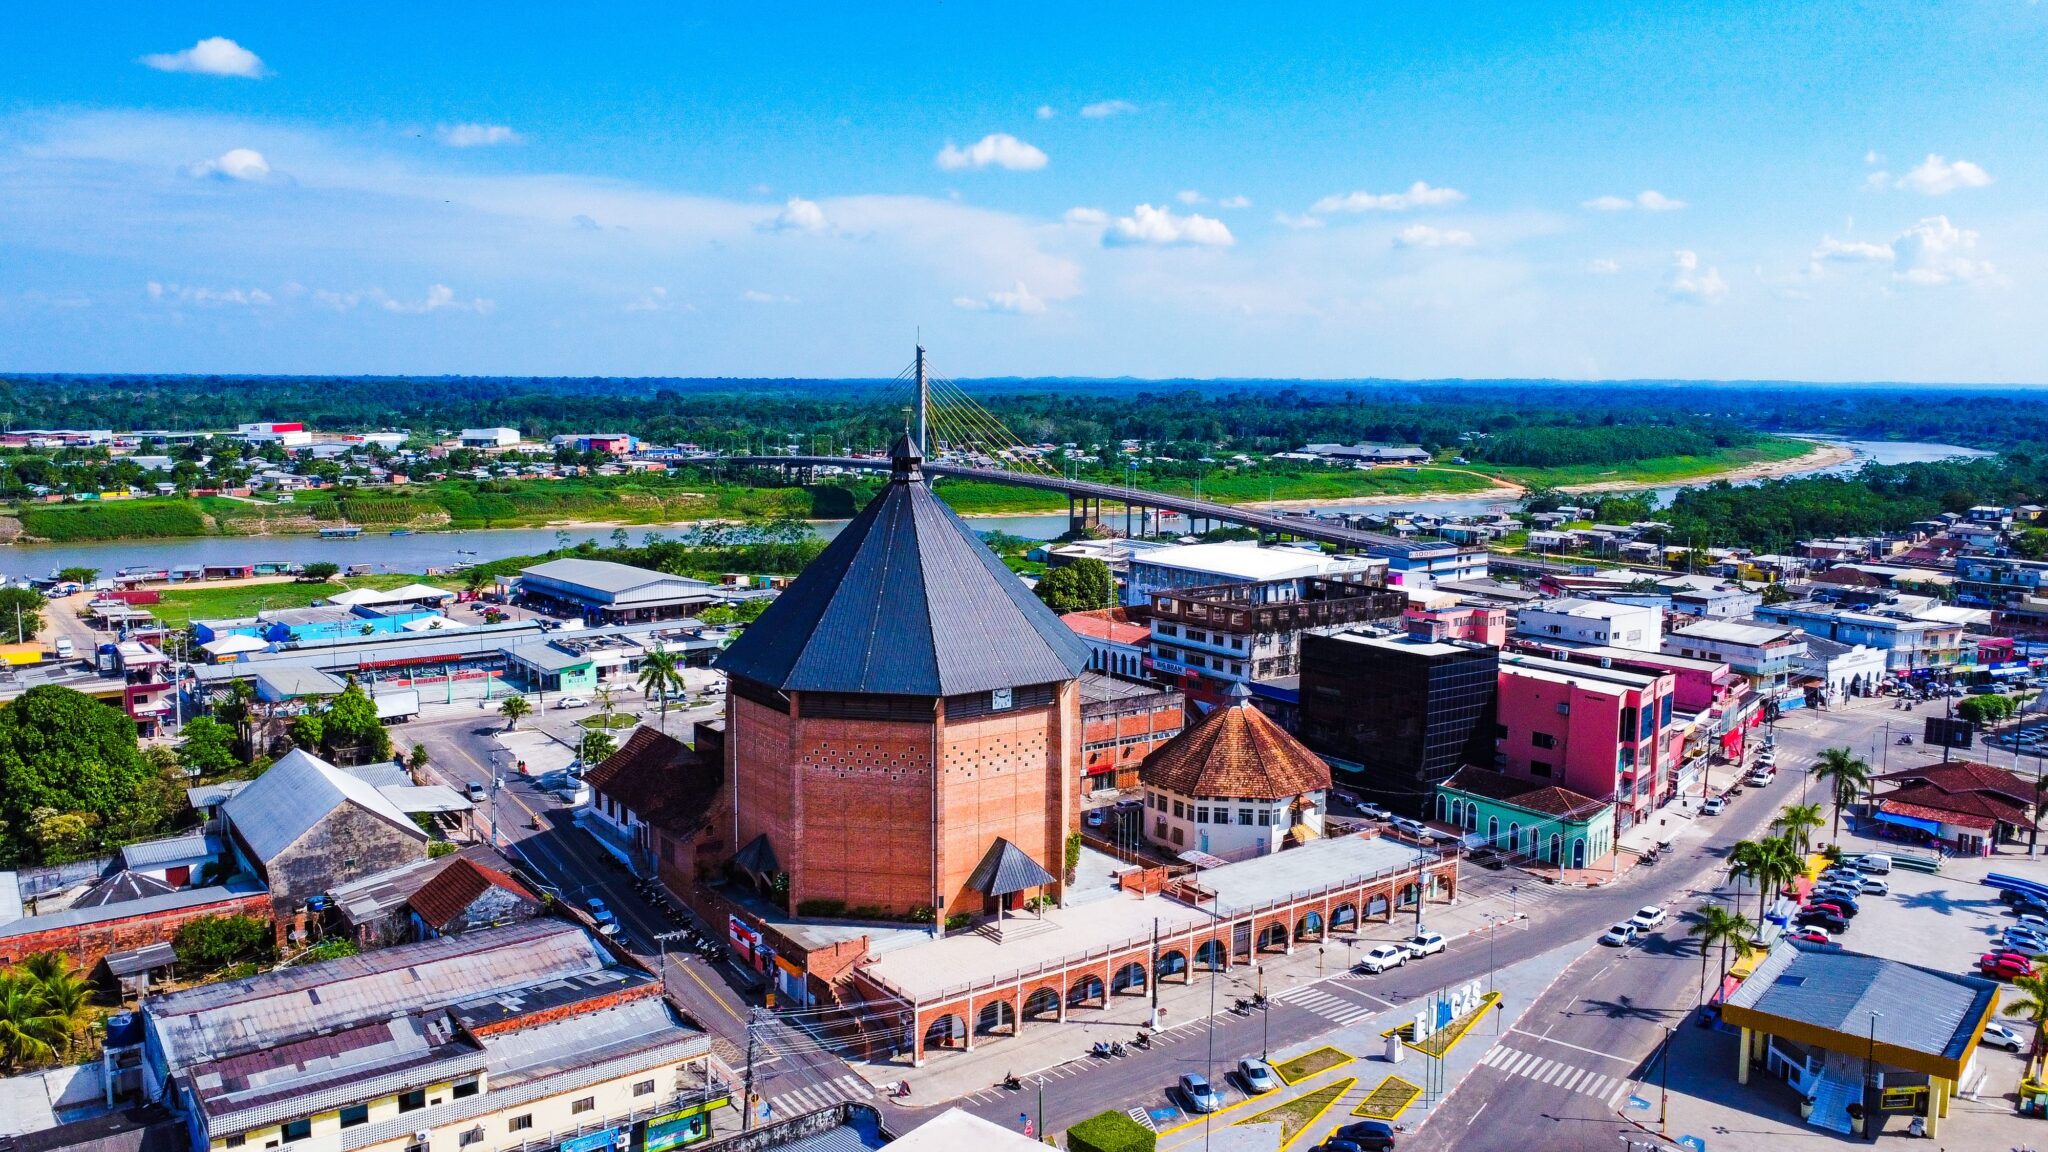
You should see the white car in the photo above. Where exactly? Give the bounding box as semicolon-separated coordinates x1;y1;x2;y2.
1599;923;1638;947
1983;1022;2027;1052
1701;796;1727;816
1238;1058;1281;1094
556;695;591;709
1399;931;1447;958
1356;945;1408;974
1855;876;1890;896
1630;906;1668;930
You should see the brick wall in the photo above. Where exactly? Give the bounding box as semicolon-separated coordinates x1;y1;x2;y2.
460;980;660;1038
0;890;270;972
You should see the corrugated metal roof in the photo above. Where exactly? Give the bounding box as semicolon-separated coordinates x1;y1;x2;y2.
103;943;177;978
1724;940;1996;1066
147;920;603;1071
73;871;178;908
716;445;1091;696
120;832;216;870
222;748;426;863
0;876;264;939
521;558;709;598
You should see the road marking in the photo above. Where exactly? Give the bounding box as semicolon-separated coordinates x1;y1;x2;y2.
1508;1027;1645;1065
1562;1068;1587;1091
1502;1051;1533;1076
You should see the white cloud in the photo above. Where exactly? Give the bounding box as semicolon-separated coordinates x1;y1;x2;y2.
1586;258;1620;274
1103;204;1234;247
625;287;669;313
1864;170;1892;191
147;281;272;306
1035;105;1056;120
1864;150;1884;166
740;290;799;304
1662;250;1727;304
954;281;1047;315
1176;190;1204;205
1393;224;1475;248
1218;195;1250;209
1584;190;1684;211
187;147;270;181
1893;154;1992;196
1891;215;1993;285
1311;182;1465;214
140;37;265;78
935;133;1048;171
1272;212;1324;230
1080;100;1135;119
437;123;520;148
382;284;493;314
769;196;829;234
1062;207;1109;226
1811;236;1895;264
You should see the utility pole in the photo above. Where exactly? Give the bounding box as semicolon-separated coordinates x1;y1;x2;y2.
741;1011;761;1131
1659;1024;1673;1137
1148;918;1161;1029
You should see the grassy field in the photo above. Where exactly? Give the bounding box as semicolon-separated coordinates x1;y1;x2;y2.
931;464;1501;515
147;573;428;629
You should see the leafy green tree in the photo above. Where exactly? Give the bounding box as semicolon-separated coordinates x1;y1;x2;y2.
407;743;431;777
177;716;240;777
173;914;274;971
498;695;532;730
0;685;157;866
1773;803;1825;858
1033;558;1116;614
300;561;340;582
2003;966;2048;1075
1812;747;1872;841
17;955;92;1051
636;647;685;732
580;728;617;765
55;567;97;585
1686;905;1756;1006
322;680;391;762
1959;694;2015;726
288;713;326;751
0;587;46;645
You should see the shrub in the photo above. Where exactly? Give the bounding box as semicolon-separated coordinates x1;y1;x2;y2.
1067;1110;1156;1152
429;841;460;859
796;899;847;918
173;914;273;971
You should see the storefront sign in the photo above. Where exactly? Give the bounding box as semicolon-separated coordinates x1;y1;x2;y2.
559;1128;622;1152
643;1099;727;1152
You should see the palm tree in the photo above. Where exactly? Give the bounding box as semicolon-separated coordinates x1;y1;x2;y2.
2003;967;2048;1076
1774;803;1825;858
1757;835;1803;917
1812;747;1872;841
1687;905;1757;1005
18;955;90;1048
636;647;684;732
1728;839;1768;921
498;695;532;731
0;973;66;1069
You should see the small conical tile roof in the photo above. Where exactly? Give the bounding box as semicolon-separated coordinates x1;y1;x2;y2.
1139;688;1332;801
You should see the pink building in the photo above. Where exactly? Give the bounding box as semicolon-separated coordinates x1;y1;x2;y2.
1535;643;1748;718
1404;603;1508;646
1496;652;1677;831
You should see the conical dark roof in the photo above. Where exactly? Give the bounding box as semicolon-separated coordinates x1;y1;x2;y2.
715;440;1092;697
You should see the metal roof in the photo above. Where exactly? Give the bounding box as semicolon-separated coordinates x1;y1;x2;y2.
221;748;426;863
73;871;178;908
253;667;347;700
146;920;603;1071
504;640;595;672
0;876;265;939
521;557;711;601
964;838;1056;898
103;943;177;978
120;831;216;870
715;443;1091;696
1722;940;1997;1075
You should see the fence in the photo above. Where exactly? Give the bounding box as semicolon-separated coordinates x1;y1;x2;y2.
16;856;114;899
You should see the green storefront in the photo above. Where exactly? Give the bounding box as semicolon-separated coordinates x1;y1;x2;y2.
638;1097;728;1152
1437;766;1615;871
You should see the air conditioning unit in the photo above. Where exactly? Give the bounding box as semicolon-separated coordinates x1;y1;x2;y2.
414;1132;432;1144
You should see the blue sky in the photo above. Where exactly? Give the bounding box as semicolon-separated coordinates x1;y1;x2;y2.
3;3;2045;380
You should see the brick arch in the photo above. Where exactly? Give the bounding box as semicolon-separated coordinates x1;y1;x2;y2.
1016;975;1067;1011
1295;910;1324;941
1068;973;1106;1007
1111;961;1149;995
976;1000;1016;1035
924;1013;966;1053
1256;923;1288;952
1022;987;1061;1020
1330;903;1358;931
1158;949;1188;982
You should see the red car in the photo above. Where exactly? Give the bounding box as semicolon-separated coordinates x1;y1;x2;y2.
1986;948;2036;969
1793;929;1833;945
1980;953;2032;980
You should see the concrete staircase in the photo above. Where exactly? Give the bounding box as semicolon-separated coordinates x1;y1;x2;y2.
977;916;1060;944
1804;1054;1863;1134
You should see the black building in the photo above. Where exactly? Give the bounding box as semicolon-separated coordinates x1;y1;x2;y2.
1298;629;1498;815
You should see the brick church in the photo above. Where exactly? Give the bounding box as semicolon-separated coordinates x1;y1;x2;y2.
712;434;1094;926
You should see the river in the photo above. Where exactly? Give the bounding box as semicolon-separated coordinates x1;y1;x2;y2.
0;438;1991;580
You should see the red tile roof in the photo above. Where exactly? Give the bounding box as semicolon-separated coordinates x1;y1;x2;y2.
584;726;724;834
1061;609;1150;646
1138;692;1330;801
1441;766;1609;821
407;857;536;930
1875;760;2038;827
1879;799;1996;832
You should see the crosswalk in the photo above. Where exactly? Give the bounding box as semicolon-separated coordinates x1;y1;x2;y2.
761;1073;873;1119
1270;984;1379;1028
1477;1043;1631;1107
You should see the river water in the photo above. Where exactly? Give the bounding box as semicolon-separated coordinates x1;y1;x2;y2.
0;438;1990;580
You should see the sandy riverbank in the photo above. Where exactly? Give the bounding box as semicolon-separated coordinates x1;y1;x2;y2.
1554;439;1857;496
